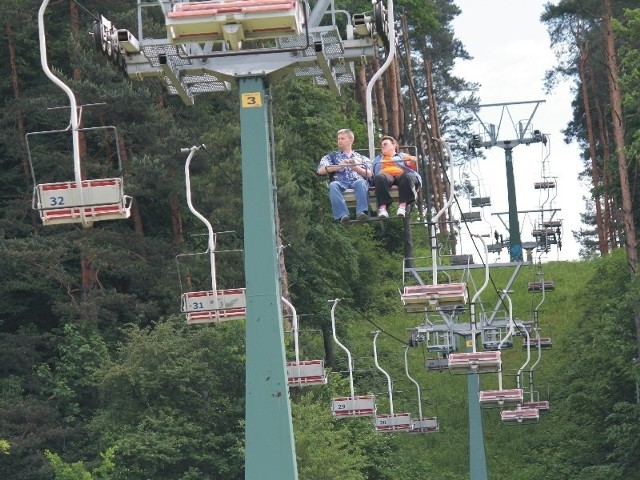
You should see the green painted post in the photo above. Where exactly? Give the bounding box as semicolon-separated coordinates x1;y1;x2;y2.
466;339;488;480
239;77;298;480
504;147;522;261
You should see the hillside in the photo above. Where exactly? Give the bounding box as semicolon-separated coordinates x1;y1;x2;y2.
287;252;635;480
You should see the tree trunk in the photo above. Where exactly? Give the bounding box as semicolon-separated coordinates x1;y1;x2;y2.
578;39;607;255
170;194;184;243
321;321;335;369
602;0;637;273
356;66;367;116
423;51;449;240
594;96;616;250
594;96;617;250
402;15;428;219
386;57;400;139
116;134;142;234
70;1;81;81
372;54;388;134
81;256;99;298
5;22;38;230
395;60;405;141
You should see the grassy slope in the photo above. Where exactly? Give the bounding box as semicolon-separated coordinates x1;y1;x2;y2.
323;256;596;479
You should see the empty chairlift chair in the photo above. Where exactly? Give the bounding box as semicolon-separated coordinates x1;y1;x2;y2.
500;407;540;425
373;331;412;432
461;211;482;222
479;388;523;407
522;336;553;349
520;327;551;413
401;282;468;312
527;280;555;292
182;288;247;324
448;350;502;374
534;179;556;189
471;195;491;207
404;346;439;433
283;297;327;387
329;299;376;418
30;10;132;228
164;0;306;50
481;326;512;351
521;399;550;413
179;146;246;324
34;176;131;226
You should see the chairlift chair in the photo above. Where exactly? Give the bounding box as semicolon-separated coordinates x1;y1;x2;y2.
426;330;456;353
527;281;555;292
518;327;551;414
341;145;419;215
178;146;246;324
448;351;502;375
481;326;513;351
372;331;412;432
329;299;376;418
31;6;132;228
522;336;552;349
521;399;550;413
404;347;439;433
164;0;307;50
283;297;327;387
534;180;556;189
448;234;500;376
500;407;540;425
477;291;523;402
461;211;482;222
401;283;468;313
425;356;450;371
471;196;491;207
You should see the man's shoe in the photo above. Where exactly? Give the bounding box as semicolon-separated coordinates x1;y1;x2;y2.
357;211;368;222
340;215;350;224
377;209;389;219
396;206;406;217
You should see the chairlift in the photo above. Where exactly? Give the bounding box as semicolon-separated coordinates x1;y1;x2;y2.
425;356;450;371
522;399;550;413
448;351;501;375
178;146;246;324
518;327;551;414
481;326;512;351
372;331;412;432
164;0;307;51
480;312;527;408
30;2;131;228
500;407;539;425
329;299;376;418
534;180;556;189
426;330;456;353
401;283;468;312
523;336;552;349
342;146;419;217
451;254;474;266
404;347;438;433
400;139;467;313
448;235;501;375
461;211;482;223
527;280;555;292
283;297;327;387
471;196;491;208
